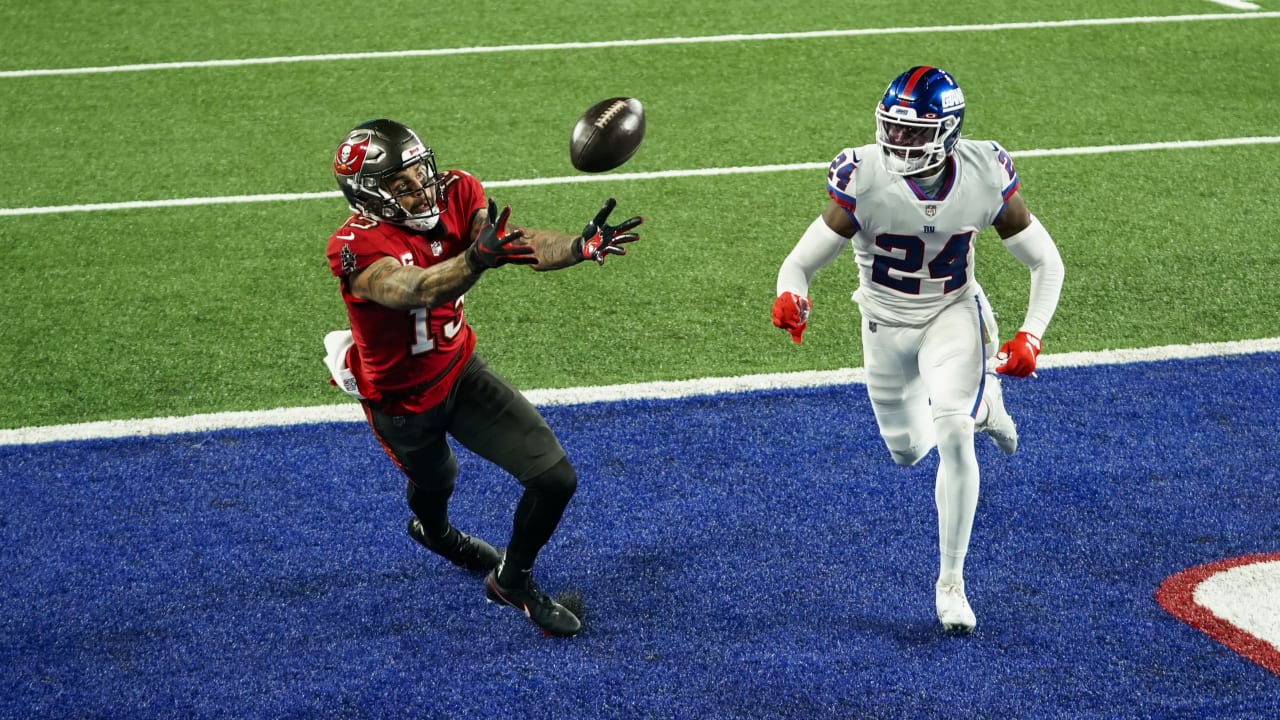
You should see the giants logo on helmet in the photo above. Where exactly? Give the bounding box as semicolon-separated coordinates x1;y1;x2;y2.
334;137;370;176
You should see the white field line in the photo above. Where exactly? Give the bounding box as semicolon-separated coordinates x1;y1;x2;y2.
2;337;1278;447
4;136;1280;218
1205;1;1261;10
2;12;1276;78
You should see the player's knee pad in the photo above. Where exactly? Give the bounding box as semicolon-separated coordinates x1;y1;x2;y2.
884;431;931;467
523;456;578;501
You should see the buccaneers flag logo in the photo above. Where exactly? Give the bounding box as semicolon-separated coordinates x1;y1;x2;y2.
340;244;358;275
334;137;370;176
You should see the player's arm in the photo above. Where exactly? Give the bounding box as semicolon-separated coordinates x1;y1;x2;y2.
464;199;579;271
495;198;643;271
344;201;514;309
777;199;856;296
992;190;1066;376
773;199;855;343
348;255;480;310
513;227;585;271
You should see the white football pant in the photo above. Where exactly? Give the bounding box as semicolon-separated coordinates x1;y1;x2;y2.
860;287;1000;579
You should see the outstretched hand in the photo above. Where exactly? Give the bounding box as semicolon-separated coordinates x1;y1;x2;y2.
573;198;643;265
465;199;537;272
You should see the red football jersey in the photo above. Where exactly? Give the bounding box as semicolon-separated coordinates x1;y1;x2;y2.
325;169;487;413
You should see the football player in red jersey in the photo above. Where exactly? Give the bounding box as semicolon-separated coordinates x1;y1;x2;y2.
324;119;642;637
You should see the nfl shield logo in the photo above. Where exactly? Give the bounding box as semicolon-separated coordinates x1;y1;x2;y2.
925;204;937;217
430;241;443;257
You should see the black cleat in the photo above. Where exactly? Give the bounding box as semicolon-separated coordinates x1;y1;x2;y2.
407;518;501;572
484;570;582;637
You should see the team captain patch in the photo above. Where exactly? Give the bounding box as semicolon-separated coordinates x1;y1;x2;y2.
340;244;358;275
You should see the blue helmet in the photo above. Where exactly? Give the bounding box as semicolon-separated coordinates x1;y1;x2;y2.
874;66;966;175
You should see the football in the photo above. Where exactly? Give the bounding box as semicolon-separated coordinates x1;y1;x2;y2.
569;97;645;173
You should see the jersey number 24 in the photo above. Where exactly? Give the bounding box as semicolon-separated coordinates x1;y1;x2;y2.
871;232;973;295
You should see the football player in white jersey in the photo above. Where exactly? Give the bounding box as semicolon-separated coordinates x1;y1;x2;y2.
772;66;1065;633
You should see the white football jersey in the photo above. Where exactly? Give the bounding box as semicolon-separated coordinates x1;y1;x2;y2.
825;139;1020;326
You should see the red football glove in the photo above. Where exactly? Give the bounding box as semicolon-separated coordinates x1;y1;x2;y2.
465;199;535;272
772;292;812;344
573;198;643;266
996;331;1042;377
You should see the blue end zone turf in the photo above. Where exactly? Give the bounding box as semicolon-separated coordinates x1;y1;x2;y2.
2;354;1278;718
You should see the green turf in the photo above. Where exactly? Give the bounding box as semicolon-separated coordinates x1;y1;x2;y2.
1;2;1277;429
0;1;1215;69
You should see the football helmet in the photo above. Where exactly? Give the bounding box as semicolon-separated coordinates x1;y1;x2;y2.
875;66;966;175
333;119;446;231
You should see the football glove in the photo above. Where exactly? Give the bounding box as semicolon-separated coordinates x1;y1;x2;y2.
772;292;811;344
996;331;1042;377
465;200;537;273
572;198;642;265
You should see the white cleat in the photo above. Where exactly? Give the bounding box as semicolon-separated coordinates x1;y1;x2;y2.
936;579;977;633
976;373;1018;455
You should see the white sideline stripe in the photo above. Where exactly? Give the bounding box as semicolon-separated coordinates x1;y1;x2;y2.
2;337;1278;447
4;136;1280;218
2;12;1276;78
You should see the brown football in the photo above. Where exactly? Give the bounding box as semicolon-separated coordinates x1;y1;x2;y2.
569;97;645;173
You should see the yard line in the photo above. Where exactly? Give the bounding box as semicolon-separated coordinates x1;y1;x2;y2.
3;136;1279;218
2;337;1277;446
2;12;1277;78
1205;1;1261;10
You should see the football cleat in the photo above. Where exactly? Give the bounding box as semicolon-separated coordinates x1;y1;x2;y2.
936;578;977;633
407;518;501;572
976;373;1018;455
485;568;582;638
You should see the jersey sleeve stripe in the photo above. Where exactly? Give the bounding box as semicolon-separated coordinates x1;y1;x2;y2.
827;184;856;213
1001;176;1020;201
826;184;862;230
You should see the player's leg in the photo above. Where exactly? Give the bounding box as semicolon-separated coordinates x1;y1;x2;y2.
930;415;979;633
862;319;934;466
448;355;581;637
363;401;502;572
919;297;988;632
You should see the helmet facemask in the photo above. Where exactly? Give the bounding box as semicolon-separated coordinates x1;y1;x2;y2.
369;154;445;232
875;107;960;176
